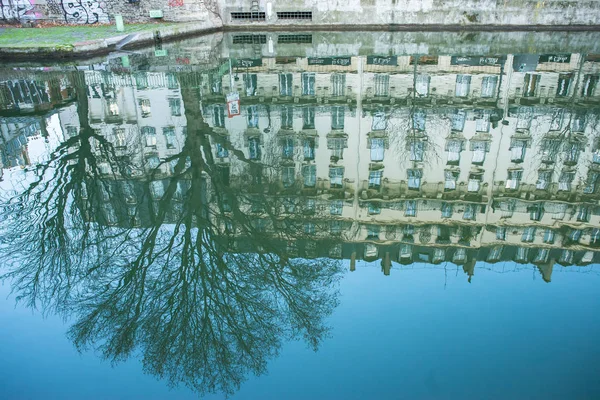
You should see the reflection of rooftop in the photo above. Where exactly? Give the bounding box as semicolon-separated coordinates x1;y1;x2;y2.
222;237;597;281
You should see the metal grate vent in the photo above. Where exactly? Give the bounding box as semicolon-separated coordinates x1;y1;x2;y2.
231;12;266;20
232;35;267;44
276;11;312;20
278;34;313;44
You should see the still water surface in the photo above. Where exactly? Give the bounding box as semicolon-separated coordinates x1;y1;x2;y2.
1;30;600;399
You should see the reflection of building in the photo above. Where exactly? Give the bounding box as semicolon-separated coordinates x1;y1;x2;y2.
0;116;47;169
0;73;76;114
51;48;600;279
60;70;188;179
0;71;78;173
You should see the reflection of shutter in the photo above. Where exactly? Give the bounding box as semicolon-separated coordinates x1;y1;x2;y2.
523;73;540;97
556;73;572;97
582;75;599;97
302;73;315;95
481;76;498;98
331;107;345;129
331;74;346;96
279;73;293;96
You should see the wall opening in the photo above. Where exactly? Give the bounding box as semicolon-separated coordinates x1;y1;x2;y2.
276;11;313;20
278;34;313;44
231;12;266;21
232;34;267;44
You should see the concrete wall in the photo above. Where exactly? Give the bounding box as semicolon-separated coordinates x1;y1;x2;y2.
2;0;600;26
221;0;600;27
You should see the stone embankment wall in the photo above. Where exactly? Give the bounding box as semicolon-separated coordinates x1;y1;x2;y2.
1;0;600;26
223;0;600;27
0;0;218;24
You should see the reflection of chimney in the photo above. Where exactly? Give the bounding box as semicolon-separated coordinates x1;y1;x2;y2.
350;251;356;272
537;259;554;283
381;252;391;276
463;258;475;283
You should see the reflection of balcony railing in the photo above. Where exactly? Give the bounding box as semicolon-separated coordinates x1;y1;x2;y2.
493;182;593;201
359;180;488;202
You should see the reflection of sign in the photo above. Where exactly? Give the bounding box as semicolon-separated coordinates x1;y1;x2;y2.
586;54;600;62
275;56;297;64
154;49;167;57
513;54;539;72
450;56;505;66
226;92;240;118
234;58;262;68
308;57;352;66
367;56;398;66
539;54;571;63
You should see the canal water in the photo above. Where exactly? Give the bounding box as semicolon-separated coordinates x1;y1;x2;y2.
1;31;600;399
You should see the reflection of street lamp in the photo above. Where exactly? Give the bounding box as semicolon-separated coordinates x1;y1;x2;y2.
492;57;507;128
264;104;271;134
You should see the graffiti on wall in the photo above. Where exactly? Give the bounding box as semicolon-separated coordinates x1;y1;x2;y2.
61;0;109;24
0;0;34;21
46;0;62;14
168;0;184;7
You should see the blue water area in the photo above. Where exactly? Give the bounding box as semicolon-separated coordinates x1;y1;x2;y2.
2;262;599;400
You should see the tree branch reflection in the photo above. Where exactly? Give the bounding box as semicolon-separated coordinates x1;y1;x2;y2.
0;72;343;397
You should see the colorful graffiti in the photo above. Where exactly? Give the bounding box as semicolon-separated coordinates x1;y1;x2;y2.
168;0;184;7
60;0;109;24
0;0;34;21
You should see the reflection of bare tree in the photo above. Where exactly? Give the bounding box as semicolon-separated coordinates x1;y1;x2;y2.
386;58;444;168
0;71;139;311
0;73;342;397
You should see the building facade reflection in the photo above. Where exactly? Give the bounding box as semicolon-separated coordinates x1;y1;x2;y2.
2;34;600;283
